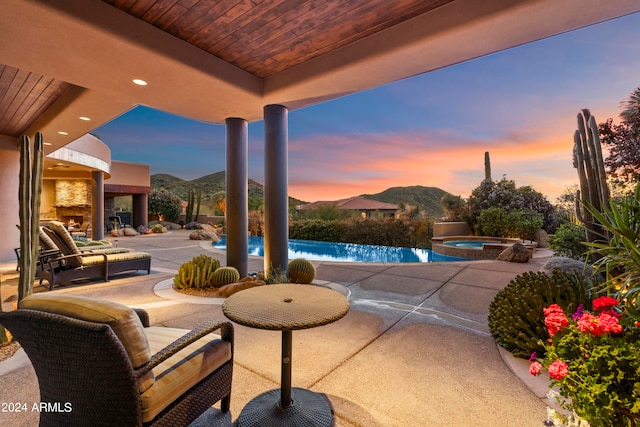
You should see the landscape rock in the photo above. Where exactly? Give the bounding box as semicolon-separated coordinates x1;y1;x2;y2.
217;280;266;297
541;256;595;281
189;230;220;241
534;229;549;248
123;227;139;236
497;243;531;263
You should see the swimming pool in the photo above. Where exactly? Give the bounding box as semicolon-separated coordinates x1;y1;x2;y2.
213;237;469;263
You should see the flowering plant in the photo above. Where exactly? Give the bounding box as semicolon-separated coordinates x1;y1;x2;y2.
529;297;640;427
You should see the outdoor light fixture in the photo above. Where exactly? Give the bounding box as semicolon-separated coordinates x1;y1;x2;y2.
132;79;147;86
79;116;91;121
57;131;68;135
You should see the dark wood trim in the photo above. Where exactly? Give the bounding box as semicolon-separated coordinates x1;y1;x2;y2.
104;184;151;195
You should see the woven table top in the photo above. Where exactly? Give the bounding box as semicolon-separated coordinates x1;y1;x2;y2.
222;284;350;331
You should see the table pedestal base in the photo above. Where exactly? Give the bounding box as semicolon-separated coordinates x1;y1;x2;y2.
237;387;333;427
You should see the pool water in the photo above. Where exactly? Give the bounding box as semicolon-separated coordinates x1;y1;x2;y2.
443;241;488;249
213;236;469;263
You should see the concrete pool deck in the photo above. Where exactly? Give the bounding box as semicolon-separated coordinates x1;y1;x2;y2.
0;230;557;426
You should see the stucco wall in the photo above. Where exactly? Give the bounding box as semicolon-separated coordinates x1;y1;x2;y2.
0;137;20;264
108;161;150;187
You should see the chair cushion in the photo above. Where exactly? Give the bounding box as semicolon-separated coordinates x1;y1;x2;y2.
39;227;57;251
79;251;151;266
48;221;81;255
140;327;232;423
21;294;152;370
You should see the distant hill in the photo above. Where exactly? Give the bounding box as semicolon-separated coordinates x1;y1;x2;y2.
150;172;304;207
362;186;450;217
151;173;450;217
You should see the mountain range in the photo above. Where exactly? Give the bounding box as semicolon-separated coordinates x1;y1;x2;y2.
151;172;449;217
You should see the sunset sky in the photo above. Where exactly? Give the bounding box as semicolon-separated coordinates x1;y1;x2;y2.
95;12;640;204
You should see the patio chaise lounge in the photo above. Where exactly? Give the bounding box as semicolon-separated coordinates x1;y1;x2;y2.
0;294;234;426
38;222;152;290
40;221;129;254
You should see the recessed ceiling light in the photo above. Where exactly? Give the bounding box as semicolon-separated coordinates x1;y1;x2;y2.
132;79;148;86
79;116;91;121
58;131;69;135
43;142;52;146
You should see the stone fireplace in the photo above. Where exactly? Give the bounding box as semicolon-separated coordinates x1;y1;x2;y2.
53;179;92;224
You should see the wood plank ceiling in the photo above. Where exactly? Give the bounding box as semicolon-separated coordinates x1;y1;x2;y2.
0;65;72;138
101;0;454;78
0;0;453;138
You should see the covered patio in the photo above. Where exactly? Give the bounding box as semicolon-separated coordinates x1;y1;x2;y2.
1;0;638;273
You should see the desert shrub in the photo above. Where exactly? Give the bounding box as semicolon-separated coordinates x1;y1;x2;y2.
548;222;588;260
467;177;555;233
148;188;182;222
173;254;220;290
488;270;592;358
288;218;426;247
151;224;167;233
479;208;543;239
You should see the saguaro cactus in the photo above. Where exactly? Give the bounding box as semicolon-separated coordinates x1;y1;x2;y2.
484;151;492;182
18;132;45;303
185;183;194;223
573;109;610;243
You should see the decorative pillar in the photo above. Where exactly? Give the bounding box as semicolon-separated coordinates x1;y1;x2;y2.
91;171;104;240
132;194;148;228
263;104;288;276
226;118;248;277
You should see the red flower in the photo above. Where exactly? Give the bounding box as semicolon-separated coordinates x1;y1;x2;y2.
592;296;619;312
577;312;603;336
576;311;623;336
544;304;569;336
598;312;623;334
548;360;569;380
529;361;542;376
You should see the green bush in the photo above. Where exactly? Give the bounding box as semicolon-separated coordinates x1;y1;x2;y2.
148;188;182;221
488;270;591;358
151;224;167;233
479;207;510;237
288;218;429;248
479;208;543;239
586;183;640;316
548;222;588;260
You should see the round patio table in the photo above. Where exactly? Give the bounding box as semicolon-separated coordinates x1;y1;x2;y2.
222;283;350;427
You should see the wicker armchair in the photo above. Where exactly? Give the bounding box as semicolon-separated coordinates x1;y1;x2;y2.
0;294;234;426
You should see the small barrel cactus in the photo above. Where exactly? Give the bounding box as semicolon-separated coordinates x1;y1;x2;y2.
488;269;591;358
288;258;316;284
173;254;220;289
211;266;240;288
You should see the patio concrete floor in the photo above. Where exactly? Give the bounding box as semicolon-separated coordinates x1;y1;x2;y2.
0;230;557;426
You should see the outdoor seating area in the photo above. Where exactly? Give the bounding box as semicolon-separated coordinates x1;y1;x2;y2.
37;221;151;290
0;230;556;426
0;293;233;426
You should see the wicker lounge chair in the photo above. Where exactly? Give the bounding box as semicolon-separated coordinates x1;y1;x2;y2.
39;222;152;290
0;294;234;426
